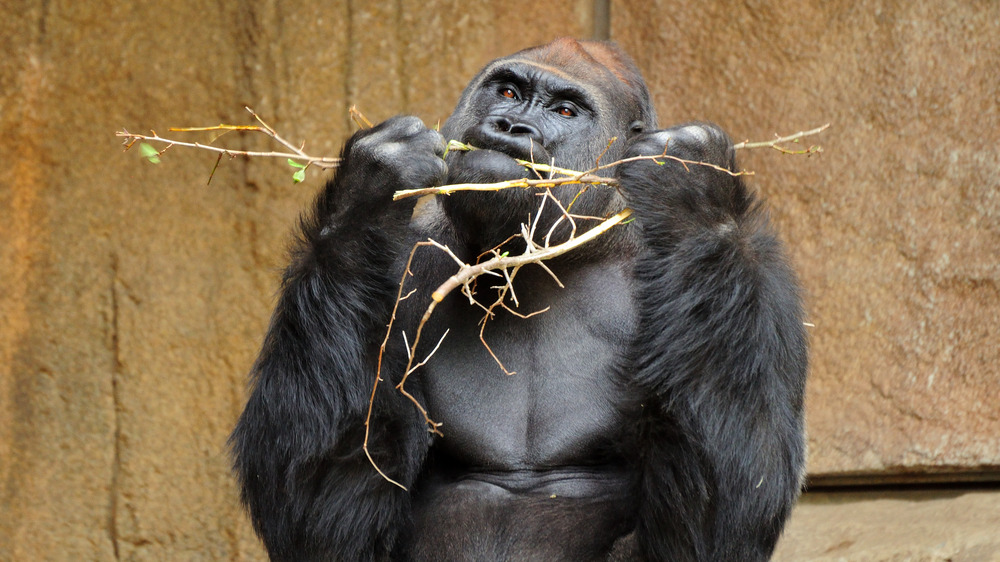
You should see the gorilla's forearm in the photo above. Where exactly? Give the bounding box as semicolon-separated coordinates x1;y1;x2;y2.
624;127;808;560
229;124;441;561
229;248;422;560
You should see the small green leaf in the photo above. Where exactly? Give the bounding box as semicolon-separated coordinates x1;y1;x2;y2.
292;168;306;183
139;142;161;164
287;159;306;169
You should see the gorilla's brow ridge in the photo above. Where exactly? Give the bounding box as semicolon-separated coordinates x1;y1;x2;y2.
484;59;588;86
484;66;592;109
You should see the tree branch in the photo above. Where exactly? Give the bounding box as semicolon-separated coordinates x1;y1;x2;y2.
733;123;830;152
116;106;341;177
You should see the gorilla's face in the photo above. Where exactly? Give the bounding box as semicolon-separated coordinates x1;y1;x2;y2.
445;62;603;184
439;39;656;252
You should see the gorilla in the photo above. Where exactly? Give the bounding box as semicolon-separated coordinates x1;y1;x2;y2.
231;38;808;561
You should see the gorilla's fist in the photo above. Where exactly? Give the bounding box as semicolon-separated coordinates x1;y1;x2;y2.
617;122;749;243
624;122;736;172
335;116;448;212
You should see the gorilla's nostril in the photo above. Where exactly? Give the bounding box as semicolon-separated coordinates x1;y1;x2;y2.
493;116;513;133
490;116;540;139
508;123;536;136
477;115;547;157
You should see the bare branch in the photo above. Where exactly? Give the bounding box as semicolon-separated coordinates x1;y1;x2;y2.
117;107;343;172
393;124;831;201
350;105;374;129
392;149;753;201
364;242;434;491
438;208;630;303
117;128;342;168
243;106;325;161
733;123;830;152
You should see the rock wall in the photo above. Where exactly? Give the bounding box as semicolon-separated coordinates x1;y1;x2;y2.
0;1;596;559
1;0;997;559
616;0;1000;482
773;488;1000;561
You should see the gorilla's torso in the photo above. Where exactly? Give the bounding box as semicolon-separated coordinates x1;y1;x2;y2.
422;260;636;467
405;251;640;560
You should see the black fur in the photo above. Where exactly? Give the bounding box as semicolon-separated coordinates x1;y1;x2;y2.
620;124;807;560
231;39;807;561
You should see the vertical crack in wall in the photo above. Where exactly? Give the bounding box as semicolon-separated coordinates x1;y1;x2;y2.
344;0;356;132
395;0;409;112
229;5;268;558
593;0;610;40
234;1;263;171
108;254;123;561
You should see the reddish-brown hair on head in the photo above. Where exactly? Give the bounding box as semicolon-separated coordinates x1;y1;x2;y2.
513;38;657;127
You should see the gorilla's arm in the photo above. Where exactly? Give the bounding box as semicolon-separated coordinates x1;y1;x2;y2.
229;117;445;561
619;124;808;561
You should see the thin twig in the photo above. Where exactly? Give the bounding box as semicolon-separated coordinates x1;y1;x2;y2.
244;106;321;161
350;105;374;129
733;123;830;151
118;106;342;170
392;148;753;201
117;128;341;168
437;209;630;301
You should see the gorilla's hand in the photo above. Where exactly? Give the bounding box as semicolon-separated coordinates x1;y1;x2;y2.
624;122;735;173
616;122;749;243
333;116;447;216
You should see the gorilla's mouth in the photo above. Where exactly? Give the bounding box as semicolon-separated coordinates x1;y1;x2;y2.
446;136;555;189
445;147;532;186
460;119;554;168
475;140;552;167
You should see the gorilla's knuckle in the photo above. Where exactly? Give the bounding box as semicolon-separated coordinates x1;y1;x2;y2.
620;123;733;170
347;117;445;184
670;122;732;152
413;127;447;156
409;156;448;186
623;131;676;163
677;124;712;144
359;116;428;148
385;114;425;135
351;138;399;169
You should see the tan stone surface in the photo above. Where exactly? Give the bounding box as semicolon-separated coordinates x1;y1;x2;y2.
774;489;1000;561
615;1;1000;481
0;3;278;559
3;0;999;559
0;1;591;559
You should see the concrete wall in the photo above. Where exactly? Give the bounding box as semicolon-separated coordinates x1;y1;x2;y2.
614;1;1000;484
1;1;997;559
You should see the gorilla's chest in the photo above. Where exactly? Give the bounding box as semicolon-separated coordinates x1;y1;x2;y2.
419;261;637;468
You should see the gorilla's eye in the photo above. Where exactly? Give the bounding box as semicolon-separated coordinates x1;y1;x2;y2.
556;106;576;117
500;87;518;99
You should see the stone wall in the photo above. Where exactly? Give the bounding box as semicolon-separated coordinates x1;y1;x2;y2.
616;0;1000;482
1;0;997;559
773;488;1000;561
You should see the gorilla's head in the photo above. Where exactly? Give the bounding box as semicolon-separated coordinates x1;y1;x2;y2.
439;38;657;252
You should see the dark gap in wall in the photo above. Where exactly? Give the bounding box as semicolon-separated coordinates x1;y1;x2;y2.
806;472;1000;492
